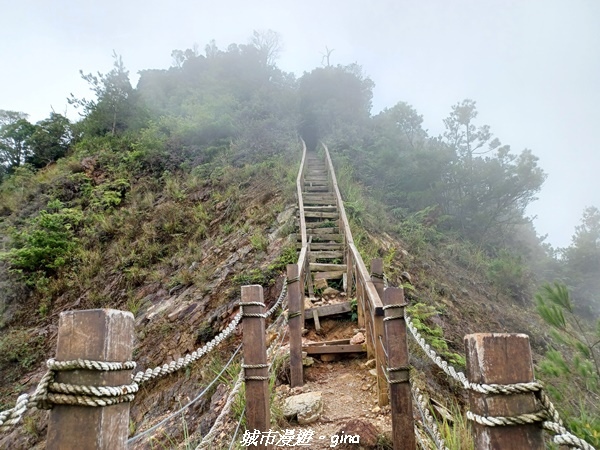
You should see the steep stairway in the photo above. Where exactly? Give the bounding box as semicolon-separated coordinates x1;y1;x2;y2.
301;152;346;285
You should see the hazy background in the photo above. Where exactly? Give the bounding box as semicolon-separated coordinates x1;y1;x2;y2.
1;0;598;248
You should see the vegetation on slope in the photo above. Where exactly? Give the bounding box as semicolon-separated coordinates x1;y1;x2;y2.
0;32;598;447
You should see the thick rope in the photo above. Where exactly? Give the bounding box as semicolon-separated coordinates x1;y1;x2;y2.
406;314;597;449
412;386;449;450
196;370;244;450
128;343;242;444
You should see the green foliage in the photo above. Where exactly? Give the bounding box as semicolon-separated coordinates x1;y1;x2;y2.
250;232;269;252
0;328;44;374
536;282;600;447
408;302;465;367
268;245;298;272
1;199;82;276
487;249;529;302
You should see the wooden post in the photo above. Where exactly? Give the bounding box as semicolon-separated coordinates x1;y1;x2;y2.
371;259;388;406
287;264;303;388
370;258;384;299
383;287;415;450
47;309;134;450
241;286;270;448
464;333;545;450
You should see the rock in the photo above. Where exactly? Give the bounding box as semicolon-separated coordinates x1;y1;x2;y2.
276;384;290;395
401;271;412;283
304;298;314;310
314;278;328;290
371;406;381;414
350;332;365;345
361;384;370;391
334;418;380;448
369;368;378;377
320;354;341;362
282;392;323;425
363;359;376;369
302;356;315;367
323;287;340;299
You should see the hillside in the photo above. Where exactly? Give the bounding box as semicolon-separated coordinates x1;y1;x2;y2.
1;36;598;449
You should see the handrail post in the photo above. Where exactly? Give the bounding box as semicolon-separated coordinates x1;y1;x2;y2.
287;264;304;388
383;287;415;450
371;259;388;406
241;285;271;449
47;309;134;450
464;333;545;449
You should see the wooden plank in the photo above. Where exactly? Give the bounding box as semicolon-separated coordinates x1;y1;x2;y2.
307;227;339;235
304;211;339;219
310;251;344;262
304;206;338;211
305;339;351;346
47;309;134;450
305;186;330;192
314;270;345;280
241;286;270;447
464;334;544;450
310;263;347;272
383;288;415;449
287;265;303;388
303;344;365;354
304;302;351;319
312;309;321;331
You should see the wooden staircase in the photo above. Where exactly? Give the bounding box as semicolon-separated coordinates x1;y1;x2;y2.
300;152;346;285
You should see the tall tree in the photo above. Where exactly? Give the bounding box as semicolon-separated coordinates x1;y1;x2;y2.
562;206;600;315
441;100;546;242
26;113;71;168
69;52;137;136
0;110;35;171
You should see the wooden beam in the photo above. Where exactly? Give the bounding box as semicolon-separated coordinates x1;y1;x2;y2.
464;333;544;450
47;309;134;450
303;344;366;354
304;302;352;319
313;271;345;281
287;265;303;388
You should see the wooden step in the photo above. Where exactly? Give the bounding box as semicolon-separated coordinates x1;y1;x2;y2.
310;251;344;262
313;270;345;281
306;226;338;234
305;186;330;192
304;206;338;212
310;263;347;272
297;242;343;251
304;302;352;320
303;198;336;206
304;211;339;219
295;233;343;243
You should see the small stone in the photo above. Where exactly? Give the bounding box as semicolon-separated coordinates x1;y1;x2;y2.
363;359;376;369
282;392;323;425
371;406;381;414
369;368;378;377
361;384;370;391
302;356;315;367
350;332;365;345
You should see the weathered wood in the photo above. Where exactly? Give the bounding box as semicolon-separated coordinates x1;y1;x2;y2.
303;344;366;354
305;185;330;192
305;338;351;346
464;333;544;450
304;302;352;319
287;265;303;388
313;270;345;280
312;309;321;331
371;258;385;299
304;206;338;211
383;288;415;450
310;263;347;272
304;211;339;219
242;285;270;447
47;309;134;450
306;227;339;235
310;251;344;262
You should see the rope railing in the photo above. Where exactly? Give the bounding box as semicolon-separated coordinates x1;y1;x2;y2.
405;305;596;450
412;386;449;450
0;277;289;436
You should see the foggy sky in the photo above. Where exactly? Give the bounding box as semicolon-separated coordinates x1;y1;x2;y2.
1;0;598;248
